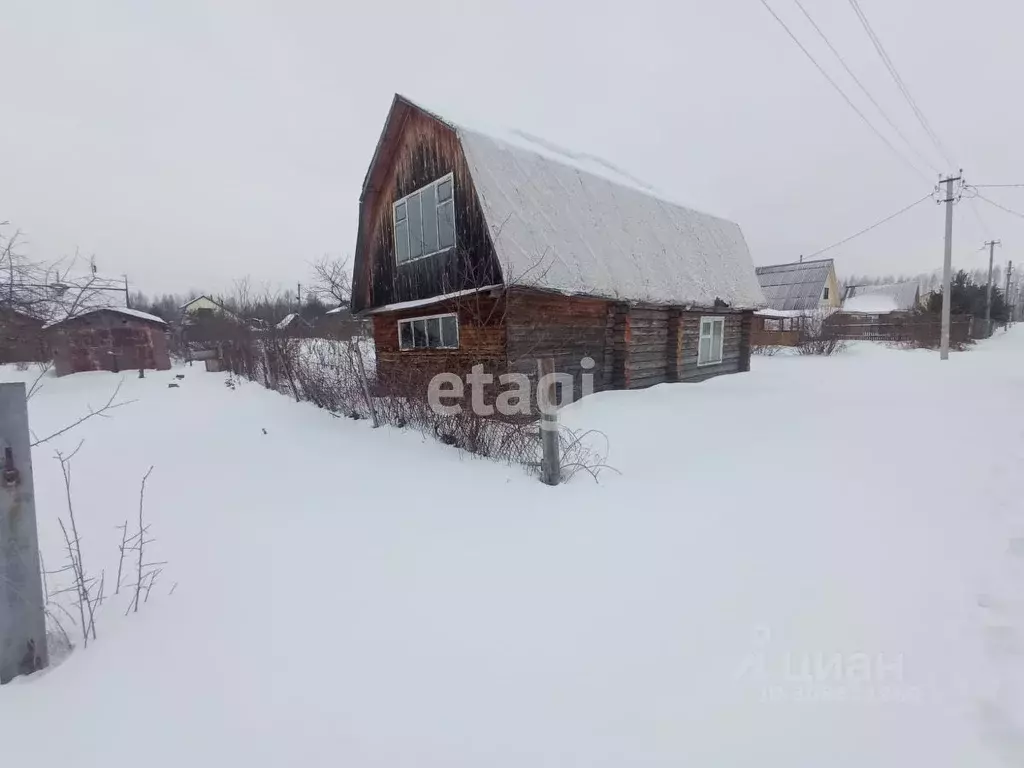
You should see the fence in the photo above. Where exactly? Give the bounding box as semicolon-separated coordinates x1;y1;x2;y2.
823;312;973;345
751;315;803;347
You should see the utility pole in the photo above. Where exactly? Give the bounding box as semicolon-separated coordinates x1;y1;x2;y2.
984;240;1001;337
939;173;962;360
1005;260;1013;330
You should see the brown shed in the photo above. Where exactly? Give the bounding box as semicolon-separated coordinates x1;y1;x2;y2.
352;95;766;397
0;306;48;363
46;308;171;377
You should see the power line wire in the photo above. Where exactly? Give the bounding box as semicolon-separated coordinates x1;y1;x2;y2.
807;193;933;258
973;192;1024;221
758;0;933;183
968;198;993;239
973;184;1024;189
847;0;955;169
792;0;941;175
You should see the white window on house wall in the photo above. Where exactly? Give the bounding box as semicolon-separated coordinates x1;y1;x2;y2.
698;316;725;366
398;313;459;351
393;174;456;265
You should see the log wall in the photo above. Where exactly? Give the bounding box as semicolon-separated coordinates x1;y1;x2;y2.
505;289;611;399
372;292;506;385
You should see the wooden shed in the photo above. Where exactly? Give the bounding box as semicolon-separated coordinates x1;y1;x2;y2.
352;95;765;398
46;308;171;377
0;306;47;363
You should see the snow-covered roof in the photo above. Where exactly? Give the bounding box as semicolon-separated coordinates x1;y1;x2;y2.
754;308;809;318
755;259;834;311
842;294;899;313
44;307;168;329
377;96;765;309
276;313;297;330
364;285;503;315
843;281;919;313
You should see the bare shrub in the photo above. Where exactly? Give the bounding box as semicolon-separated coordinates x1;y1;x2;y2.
123;467;166;613
797;312;846;356
752;344;782;357
51;443;102;648
558;427;620;483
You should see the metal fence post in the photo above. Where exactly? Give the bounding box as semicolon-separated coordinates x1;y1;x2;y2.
0;382;48;684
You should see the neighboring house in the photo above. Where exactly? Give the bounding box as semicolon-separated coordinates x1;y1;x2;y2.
180;295;238;319
351;94;765;394
841;281;921;314
755;258;841;311
45;307;171;376
275;313;312;334
317;304;369;341
180;295;243;344
0;306;47;363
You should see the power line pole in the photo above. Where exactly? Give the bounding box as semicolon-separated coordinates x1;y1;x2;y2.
984;239;1001;337
939;173;962;359
1005;260;1013;330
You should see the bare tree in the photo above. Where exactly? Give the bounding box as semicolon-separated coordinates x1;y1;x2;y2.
29;378;136;447
311;256;352;307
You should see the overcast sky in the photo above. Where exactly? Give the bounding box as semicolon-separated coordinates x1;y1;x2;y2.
2;0;1023;297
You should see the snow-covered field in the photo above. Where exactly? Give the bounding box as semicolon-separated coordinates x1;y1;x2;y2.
1;331;1023;766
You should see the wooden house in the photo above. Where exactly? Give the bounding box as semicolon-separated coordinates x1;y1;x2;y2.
755;258;841;312
351;95;765;397
180;295;237;319
46;308;171;376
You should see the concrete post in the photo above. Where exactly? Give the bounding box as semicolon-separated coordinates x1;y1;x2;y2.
538;358;561;486
0;382;48;683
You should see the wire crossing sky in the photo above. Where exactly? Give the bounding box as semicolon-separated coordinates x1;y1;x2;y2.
1;0;1022;293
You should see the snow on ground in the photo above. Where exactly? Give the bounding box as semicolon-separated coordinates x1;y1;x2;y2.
2;332;1024;766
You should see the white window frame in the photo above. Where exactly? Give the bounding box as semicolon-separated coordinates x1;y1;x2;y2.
697;315;725;367
393;173;456;266
397;312;459;351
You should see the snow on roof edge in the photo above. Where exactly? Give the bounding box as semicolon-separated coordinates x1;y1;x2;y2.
44;306;168;329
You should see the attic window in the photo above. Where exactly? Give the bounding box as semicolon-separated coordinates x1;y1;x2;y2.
394;174;456;265
823;287;830;300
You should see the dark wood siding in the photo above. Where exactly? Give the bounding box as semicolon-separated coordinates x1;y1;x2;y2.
603;306;754;389
505;288;611;399
676;311;751;382
353;107;501;313
623;306;671;389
